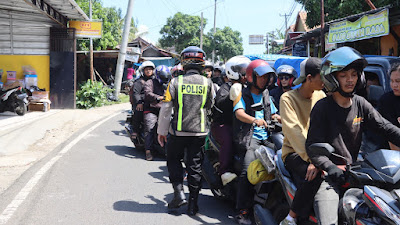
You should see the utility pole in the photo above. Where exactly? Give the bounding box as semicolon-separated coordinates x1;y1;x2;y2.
114;0;135;98
212;0;216;64
280;13;290;32
89;0;93;81
266;35;269;54
200;12;204;49
320;0;325;57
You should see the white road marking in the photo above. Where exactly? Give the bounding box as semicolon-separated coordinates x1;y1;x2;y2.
0;112;121;224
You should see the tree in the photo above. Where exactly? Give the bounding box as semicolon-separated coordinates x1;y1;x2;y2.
159;12;206;53
128;18;138;42
295;0;394;28
265;29;284;54
203;27;243;62
75;0;124;51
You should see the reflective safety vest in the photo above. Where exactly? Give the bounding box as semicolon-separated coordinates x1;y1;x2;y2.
167;72;213;134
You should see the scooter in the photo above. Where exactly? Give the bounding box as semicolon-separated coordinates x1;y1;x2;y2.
124;110;166;157
201;102;284;206
256;143;400;225
0;86;28;116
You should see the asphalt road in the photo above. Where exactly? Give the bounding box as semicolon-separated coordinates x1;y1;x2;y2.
1;112;235;225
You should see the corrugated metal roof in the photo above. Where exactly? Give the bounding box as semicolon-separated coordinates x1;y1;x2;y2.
0;0;88;21
45;0;89;20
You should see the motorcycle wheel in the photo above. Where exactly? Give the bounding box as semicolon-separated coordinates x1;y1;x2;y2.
15;99;26;116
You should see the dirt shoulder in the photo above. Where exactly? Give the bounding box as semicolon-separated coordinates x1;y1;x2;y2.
0;103;130;195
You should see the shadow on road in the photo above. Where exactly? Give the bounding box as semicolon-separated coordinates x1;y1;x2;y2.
148;165;169;183
105;145;165;162
111;129;127;136
113;194;233;224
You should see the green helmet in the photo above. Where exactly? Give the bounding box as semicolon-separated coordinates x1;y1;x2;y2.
321;46;367;93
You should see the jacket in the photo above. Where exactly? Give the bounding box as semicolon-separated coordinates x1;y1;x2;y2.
131;76;152;106
233;87;271;152
143;78;165;113
212;82;233;125
157;70;214;136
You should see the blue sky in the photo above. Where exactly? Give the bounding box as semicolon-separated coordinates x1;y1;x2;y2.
102;0;303;55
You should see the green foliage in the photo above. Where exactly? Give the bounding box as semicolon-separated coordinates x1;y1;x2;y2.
295;0;394;28
203;27;243;62
159;12;207;53
159;13;243;61
264;29;284;54
75;0;132;51
128;18;138;42
76;80;114;109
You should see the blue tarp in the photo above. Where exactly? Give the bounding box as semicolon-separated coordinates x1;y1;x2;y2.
245;54;305;62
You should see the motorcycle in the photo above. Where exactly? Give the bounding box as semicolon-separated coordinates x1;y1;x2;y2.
201;102;284;211
256;143;400;225
124;110;166;157
0;86;28;116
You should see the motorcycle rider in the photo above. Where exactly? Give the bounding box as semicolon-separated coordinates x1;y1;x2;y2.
378;62;400;150
204;61;214;78
305;47;400;225
171;64;184;78
143;65;171;161
211;55;251;186
212;65;225;87
279;57;326;225
131;61;156;140
157;46;214;216
233;59;279;225
270;65;297;111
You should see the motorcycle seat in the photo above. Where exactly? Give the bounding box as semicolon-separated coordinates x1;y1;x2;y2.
276;150;291;178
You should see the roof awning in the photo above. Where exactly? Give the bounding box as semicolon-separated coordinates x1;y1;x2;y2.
0;0;88;27
294;5;391;41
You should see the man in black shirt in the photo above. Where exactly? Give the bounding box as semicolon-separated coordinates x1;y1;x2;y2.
378;63;400;150
305;47;400;225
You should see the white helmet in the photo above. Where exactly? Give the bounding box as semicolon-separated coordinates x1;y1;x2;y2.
139;61;155;76
225;56;251;81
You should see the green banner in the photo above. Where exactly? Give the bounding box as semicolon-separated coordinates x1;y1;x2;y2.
328;9;389;44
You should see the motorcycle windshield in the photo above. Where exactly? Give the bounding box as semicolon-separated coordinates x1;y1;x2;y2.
365;150;400;179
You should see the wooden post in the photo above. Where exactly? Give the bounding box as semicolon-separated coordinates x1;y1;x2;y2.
320;0;325;57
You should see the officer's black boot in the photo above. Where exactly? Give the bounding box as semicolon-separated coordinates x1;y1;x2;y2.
168;183;187;209
187;189;199;216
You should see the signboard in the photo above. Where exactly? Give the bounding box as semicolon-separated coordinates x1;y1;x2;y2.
249;35;264;45
325;33;336;52
292;42;307;57
69;21;102;38
328;9;389;44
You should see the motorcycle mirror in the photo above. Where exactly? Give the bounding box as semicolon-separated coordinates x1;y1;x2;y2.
308;143;335;157
251;103;263;111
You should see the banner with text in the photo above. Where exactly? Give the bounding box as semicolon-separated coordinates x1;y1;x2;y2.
69;21;102;39
328;9;389;44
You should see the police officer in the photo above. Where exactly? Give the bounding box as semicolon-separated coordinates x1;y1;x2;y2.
157;46;214;216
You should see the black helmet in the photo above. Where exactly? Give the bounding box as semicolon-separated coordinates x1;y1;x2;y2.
321;46;367;97
180;46;206;72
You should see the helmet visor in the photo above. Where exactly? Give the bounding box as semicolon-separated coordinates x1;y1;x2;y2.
254;65;275;77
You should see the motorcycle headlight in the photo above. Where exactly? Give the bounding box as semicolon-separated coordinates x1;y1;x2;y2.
374;197;400;224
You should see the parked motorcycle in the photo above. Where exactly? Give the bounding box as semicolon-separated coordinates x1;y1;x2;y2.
0;86;28;116
256;143;400;225
124;110;166;157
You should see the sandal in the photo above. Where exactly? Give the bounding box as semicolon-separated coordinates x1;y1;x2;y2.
145;150;153;161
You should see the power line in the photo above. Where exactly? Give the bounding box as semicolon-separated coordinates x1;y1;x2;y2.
147;1;225;31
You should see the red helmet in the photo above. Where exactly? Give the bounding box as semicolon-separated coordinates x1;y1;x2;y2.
246;59;276;89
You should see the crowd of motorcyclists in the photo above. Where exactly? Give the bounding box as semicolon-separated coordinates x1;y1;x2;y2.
126;45;400;225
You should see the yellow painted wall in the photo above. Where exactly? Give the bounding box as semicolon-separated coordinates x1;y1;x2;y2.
0;55;50;91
